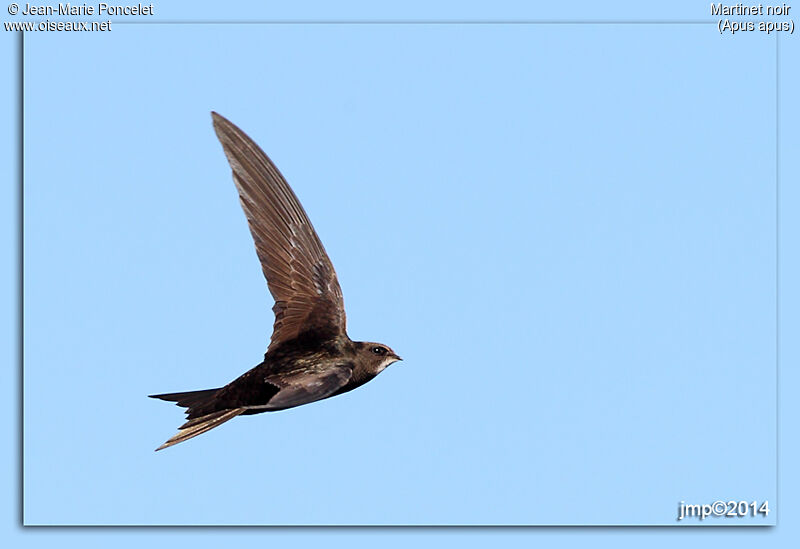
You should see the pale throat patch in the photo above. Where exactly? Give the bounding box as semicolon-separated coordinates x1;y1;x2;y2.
376;356;399;373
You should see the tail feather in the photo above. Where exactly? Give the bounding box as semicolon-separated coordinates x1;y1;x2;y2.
150;387;242;451
155;408;246;451
149;388;221;410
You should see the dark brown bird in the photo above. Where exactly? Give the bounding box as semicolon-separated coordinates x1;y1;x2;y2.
149;112;400;451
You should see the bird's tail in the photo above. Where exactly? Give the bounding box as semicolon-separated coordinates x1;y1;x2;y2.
149;388;244;451
149;388;221;412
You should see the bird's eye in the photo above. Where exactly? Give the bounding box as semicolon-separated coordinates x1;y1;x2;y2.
371;346;387;355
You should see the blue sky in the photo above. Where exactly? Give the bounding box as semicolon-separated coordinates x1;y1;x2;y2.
3;0;800;546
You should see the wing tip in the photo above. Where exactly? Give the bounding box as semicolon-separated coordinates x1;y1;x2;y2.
155;435;180;451
210;111;233;134
152;408;246;452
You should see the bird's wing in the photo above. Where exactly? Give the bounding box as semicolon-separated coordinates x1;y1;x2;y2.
212;112;346;352
263;364;353;410
155;407;246;451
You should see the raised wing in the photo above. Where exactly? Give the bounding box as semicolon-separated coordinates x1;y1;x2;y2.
212;112;346;351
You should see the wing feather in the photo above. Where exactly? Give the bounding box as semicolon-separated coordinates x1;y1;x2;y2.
155;408;245;451
264;364;353;411
212;112;346;351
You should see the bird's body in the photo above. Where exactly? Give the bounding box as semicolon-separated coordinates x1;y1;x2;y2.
150;113;400;450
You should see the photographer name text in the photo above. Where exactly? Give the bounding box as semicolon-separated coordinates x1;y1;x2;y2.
19;2;152;15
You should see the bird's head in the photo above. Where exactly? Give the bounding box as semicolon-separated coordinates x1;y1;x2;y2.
357;342;402;375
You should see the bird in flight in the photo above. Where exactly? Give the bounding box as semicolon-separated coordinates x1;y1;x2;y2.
150;112;401;450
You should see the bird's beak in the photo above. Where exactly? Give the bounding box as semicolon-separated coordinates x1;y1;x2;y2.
393;354;402;362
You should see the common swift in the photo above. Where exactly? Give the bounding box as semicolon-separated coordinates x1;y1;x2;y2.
150;113;400;450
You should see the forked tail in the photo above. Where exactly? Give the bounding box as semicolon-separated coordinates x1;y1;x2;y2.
149;388;244;451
